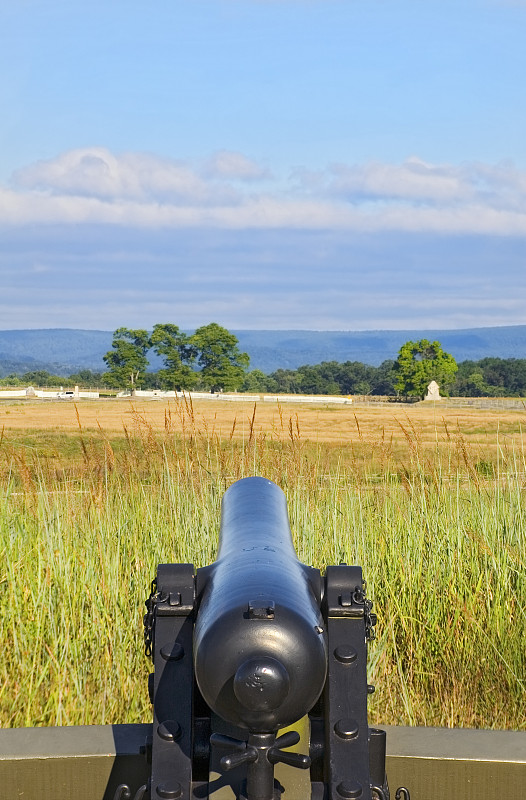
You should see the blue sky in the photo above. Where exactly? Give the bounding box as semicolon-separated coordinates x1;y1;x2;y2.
1;0;525;331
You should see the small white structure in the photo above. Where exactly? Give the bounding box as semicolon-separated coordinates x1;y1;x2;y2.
424;380;441;401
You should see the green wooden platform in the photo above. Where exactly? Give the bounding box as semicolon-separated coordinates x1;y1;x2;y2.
1;724;524;800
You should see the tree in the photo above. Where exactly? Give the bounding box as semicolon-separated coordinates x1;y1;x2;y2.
191;323;249;392
20;370;58;387
394;339;457;398
150;323;197;391
476;357;526;396
268;368;303;394
294;363;341;395
240;369;277;393
452;357;526;397
102;328;150;390
370;360;397;395
68;369;104;388
335;361;374;395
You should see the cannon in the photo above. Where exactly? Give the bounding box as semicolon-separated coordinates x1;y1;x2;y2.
124;477;409;800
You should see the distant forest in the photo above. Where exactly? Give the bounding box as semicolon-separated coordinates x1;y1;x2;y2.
2;357;526;398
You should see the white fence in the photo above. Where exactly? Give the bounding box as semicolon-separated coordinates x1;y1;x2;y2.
0;386;99;400
118;390;352;405
263;394;352;405
0;387;350;404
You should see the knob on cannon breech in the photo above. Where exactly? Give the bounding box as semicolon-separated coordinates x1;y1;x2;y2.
134;477;410;800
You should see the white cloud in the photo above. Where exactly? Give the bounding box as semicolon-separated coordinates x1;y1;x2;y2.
294;157;526;211
3;148;526;236
11;147;241;206
204;150;271;181
326;158;471;202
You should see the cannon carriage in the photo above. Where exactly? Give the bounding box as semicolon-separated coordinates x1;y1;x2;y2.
134;477;408;800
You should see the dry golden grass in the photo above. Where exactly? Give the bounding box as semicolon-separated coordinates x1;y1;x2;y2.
0;397;524;449
1;398;524;486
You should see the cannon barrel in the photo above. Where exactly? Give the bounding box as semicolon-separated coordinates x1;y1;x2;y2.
193;477;328;733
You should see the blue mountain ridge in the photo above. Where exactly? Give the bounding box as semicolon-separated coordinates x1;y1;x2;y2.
0;326;525;376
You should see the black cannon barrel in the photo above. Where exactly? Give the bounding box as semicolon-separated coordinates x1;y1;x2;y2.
194;477;327;733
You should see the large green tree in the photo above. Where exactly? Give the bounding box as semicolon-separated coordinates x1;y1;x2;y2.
192;323;249;392
102;327;151;389
394;339;457;398
150;323;197;390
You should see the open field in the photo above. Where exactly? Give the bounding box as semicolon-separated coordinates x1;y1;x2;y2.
0;398;524;731
1;397;525;488
1;396;525;453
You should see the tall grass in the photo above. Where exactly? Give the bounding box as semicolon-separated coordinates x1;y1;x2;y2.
0;400;524;729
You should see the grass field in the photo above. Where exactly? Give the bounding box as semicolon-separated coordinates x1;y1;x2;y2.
0;397;524;730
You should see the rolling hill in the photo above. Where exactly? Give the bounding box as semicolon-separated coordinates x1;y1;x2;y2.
0;325;525;377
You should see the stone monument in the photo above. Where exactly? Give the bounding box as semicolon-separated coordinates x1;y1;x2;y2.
424;380;441;401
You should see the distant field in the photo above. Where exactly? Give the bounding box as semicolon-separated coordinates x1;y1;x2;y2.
1;396;525;449
0;398;525;482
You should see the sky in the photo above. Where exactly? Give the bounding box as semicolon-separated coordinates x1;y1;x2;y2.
1;0;526;332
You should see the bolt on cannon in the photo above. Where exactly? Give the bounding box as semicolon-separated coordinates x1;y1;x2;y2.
118;477;410;800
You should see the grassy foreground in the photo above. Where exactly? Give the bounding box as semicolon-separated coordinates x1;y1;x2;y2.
0;400;524;730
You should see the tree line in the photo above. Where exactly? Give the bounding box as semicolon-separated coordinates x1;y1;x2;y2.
243;347;526;398
1;329;526;398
